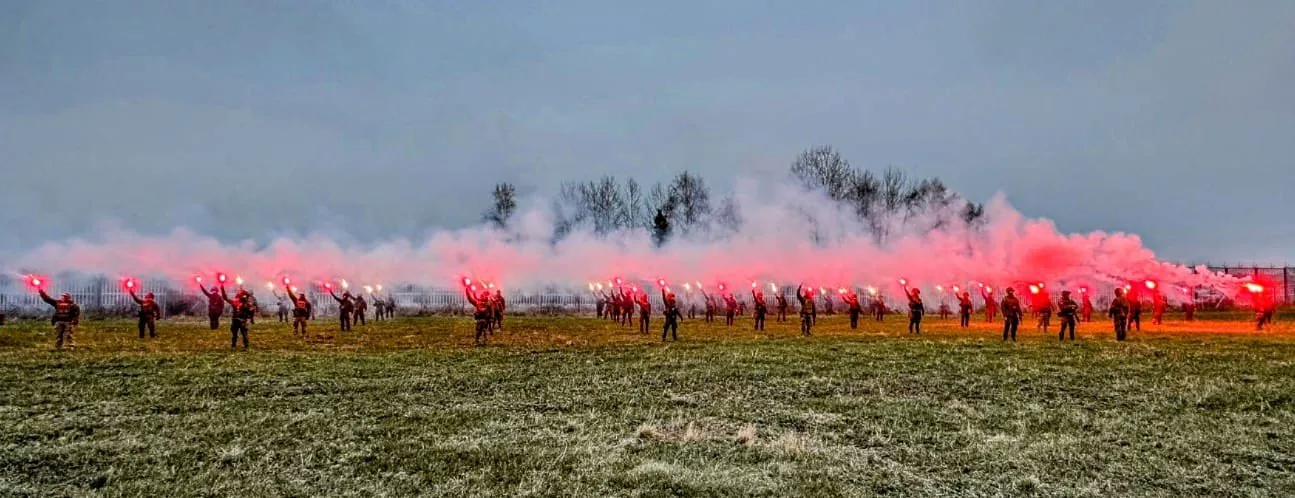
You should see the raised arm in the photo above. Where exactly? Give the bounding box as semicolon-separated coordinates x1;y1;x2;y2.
220;285;236;306
198;284;213;298
129;288;144;305
38;289;58;307
329;289;344;304
463;287;478;306
285;285;298;302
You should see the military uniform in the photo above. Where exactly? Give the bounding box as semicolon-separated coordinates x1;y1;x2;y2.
662;291;681;341
907;290;924;335
775;294;788;322
958;294;973;328
1058;292;1078;341
844;294;862;329
637;293;652;334
353;296;368;326
493;292;506;331
130;290;161;339
287;287;313;337
467;290;491;345
39;290;80;349
329;290;354;331
752;291;767;331
723;295;737;326
1109;293;1130;341
797;286;815;336
221;288;254;349
199;285;226;330
1001;292;1022;341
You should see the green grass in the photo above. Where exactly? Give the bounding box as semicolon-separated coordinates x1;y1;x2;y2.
2;313;1294;496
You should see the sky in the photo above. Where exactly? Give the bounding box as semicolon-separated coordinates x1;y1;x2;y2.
1;0;1292;264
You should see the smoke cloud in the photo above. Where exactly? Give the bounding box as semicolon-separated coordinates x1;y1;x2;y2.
1;179;1238;303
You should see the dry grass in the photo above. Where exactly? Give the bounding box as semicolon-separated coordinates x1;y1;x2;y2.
1;312;1294;496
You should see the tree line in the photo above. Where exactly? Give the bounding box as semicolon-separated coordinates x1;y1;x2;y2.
482;145;985;246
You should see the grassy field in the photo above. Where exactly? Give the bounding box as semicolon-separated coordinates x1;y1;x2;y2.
2;312;1294;496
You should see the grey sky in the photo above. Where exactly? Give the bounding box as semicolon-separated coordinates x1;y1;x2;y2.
2;0;1292;263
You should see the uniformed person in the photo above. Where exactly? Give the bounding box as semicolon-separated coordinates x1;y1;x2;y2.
906;288;924;335
843;290;862;329
958;291;973;328
198;283;226;330
39;290;80;349
129;288;161;339
775;292;789;322
465;287;492;345
796;284;815;336
221;287;255;349
286;285;314;338
328;288;355;332
1000;288;1022;342
1109;288;1130;341
493;290;506;332
1057;290;1079;341
723;293;737;326
751;288;767;331
637;290;652;334
661;289;681;341
353;294;368;327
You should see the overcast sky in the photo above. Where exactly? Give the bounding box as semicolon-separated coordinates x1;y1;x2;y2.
2;0;1292;263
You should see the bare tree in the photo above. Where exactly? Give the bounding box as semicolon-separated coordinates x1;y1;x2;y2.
714;196;743;235
790;145;854;201
482;182;518;229
668;171;711;234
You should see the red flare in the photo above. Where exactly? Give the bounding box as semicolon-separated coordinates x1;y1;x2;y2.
27;276;45;289
1144;280;1157;290
1028;285;1040;295
282;276;292;285
124;278;135;290
898;278;908;286
193;276;203;284
462;277;472;287
216;273;227;283
658;278;668;288
1245;283;1264;293
323;282;333;290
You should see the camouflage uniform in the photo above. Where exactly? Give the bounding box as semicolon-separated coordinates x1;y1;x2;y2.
1108;292;1130;341
39;290;80;349
130;290;161;338
1058;292;1079;341
1000;291;1022;341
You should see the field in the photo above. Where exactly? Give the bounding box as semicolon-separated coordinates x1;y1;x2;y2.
2;311;1294;496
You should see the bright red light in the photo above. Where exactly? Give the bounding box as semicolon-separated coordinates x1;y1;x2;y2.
216;273;227;283
282;277;291;285
462;277;471;287
323;282;333;290
659;279;667;287
125;279;135;289
1245;283;1264;293
1145;280;1157;290
1028;285;1040;295
898;278;908;286
194;276;203;284
27;276;44;289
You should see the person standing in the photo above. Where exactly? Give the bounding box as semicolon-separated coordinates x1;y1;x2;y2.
129;288;161;339
1109;288;1130;341
38;290;80;349
1057;290;1079;341
1001;288;1022;342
